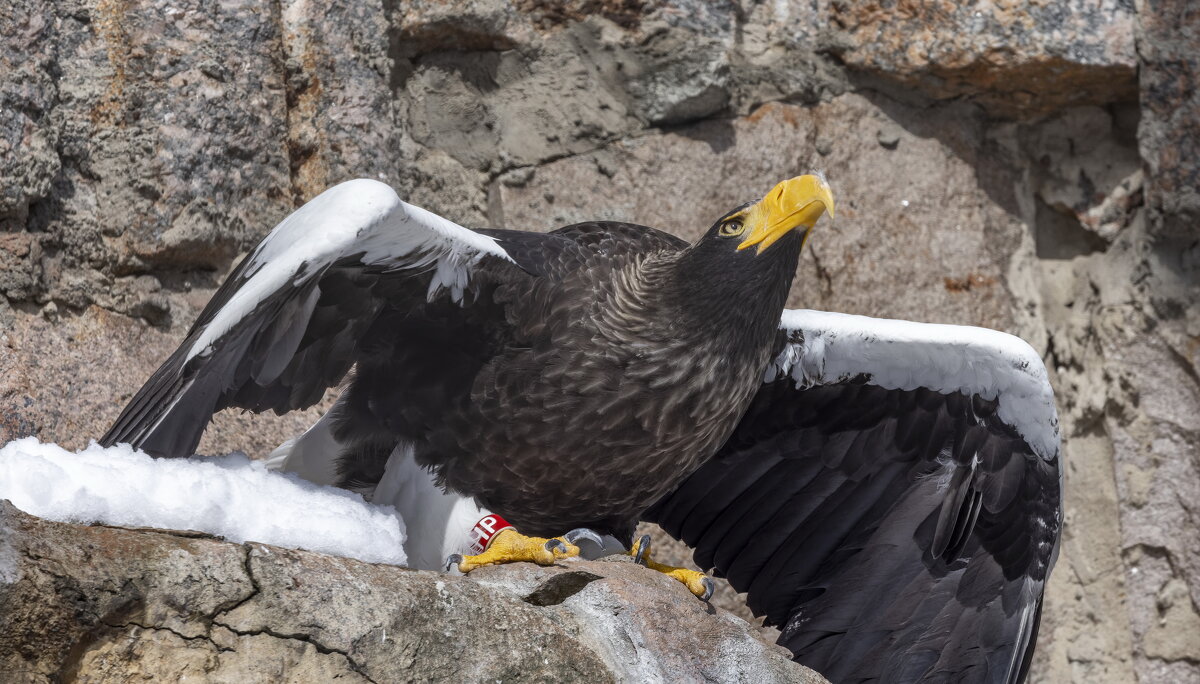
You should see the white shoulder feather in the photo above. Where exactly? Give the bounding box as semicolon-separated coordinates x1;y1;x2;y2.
188;179;511;362
770;309;1060;461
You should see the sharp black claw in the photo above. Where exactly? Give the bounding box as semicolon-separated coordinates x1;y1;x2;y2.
563;528;604;547
700;577;715;602
633;533;652;566
445;554;463;572
545;538;568;554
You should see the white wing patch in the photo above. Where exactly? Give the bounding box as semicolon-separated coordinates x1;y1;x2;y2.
771;309;1060;461
264;397;346;486
187;179;512;362
372;443;490;571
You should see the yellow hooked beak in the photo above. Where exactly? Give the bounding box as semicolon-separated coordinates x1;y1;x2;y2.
737;175;835;254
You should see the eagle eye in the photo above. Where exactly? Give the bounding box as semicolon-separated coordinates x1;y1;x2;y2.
718;219;745;237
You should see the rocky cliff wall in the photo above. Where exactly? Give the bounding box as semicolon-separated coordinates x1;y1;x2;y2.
1;1;1197;681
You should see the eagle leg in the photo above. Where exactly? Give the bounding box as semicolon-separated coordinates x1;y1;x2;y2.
447;528;583;573
630;534;715;601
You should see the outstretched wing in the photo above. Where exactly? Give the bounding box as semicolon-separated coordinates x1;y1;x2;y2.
101;179;516;458
645;309;1062;684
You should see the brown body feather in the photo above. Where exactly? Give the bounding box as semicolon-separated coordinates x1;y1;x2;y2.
334;222;801;540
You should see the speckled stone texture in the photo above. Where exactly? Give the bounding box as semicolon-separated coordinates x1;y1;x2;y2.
826;0;1138;116
1135;0;1200;238
0;1;1197;682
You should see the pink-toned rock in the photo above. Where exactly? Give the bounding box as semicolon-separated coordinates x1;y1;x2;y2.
0;303;328;457
1135;0;1200;237
828;0;1138;117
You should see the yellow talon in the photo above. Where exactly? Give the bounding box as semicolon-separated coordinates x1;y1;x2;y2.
630;534;715;600
451;528;581;573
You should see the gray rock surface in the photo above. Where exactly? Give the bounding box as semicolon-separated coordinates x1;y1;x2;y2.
826;0;1139;117
1;1;1198;682
1135;0;1200;238
0;502;823;683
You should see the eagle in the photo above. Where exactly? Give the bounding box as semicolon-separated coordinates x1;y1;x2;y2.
101;175;1061;684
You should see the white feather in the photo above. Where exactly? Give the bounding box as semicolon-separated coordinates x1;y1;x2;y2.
268;418;488;571
187;179;512;363
271;427;626;568
372;444;489;571
773;309;1060;461
264;399;344;486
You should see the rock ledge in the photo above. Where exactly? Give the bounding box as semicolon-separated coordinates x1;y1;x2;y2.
0;502;824;683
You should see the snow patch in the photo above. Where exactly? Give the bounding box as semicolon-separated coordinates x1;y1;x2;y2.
0;438;406;566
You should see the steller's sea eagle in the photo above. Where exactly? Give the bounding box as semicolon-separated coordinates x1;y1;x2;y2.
101;175;1061;684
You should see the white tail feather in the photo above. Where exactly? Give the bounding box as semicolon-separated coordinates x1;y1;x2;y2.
266;401;345;486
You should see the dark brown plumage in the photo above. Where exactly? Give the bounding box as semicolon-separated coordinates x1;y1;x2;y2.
332;219;802;540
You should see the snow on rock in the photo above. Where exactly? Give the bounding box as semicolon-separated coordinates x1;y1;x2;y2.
0;438;407;566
